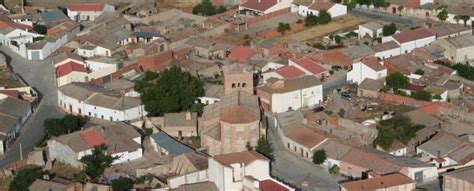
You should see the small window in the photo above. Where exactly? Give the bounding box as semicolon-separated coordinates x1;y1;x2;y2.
242;83;247;87
232;83;236;88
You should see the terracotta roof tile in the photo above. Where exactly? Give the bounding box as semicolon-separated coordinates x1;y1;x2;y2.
240;0;278;12
228;46;255;59
341;173;415;191
275;65;305;79
55;61;87;78
259;179;291;191
220;105;259;124
309;1;335;11
361;57;386;71
290;57;327;74
79;130;106;148
284;123;327;148
67;3;105;11
213;151;268;166
392;28;435;44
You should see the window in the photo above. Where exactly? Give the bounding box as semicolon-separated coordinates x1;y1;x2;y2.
110;117;113;121
242;83;246;87
101;115;104;119
88;112;91;116
238;83;240;87
287;143;290;149
232;83;236;88
159;44;165;52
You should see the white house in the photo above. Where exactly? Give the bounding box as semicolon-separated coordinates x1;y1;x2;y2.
84;57;119;80
358;22;383;39
391;27;436;54
57;82;146;121
293;1;347;18
47;122;143;167
347;57;387;85
67;3;115;22
239;0;293;15
257;75;323;113
209;151;294;191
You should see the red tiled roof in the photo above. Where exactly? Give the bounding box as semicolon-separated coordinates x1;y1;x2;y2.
392;28;435;44
240;0;278;12
340;173;415;191
79;130;106;148
55;61;87;78
276;65;305;79
290;57;327;74
405;0;421;9
312;51;352;67
407;83;425;92
0;21;33;31
259;179;290;191
309;2;335;11
228;46;255;59
67;3;105;11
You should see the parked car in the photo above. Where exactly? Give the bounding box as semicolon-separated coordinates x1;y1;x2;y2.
341;93;352;101
312;106;325;113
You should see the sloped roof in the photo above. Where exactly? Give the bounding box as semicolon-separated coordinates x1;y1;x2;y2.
361;57;386;71
283;123;327;149
240;0;278;12
67;3;105;11
417;131;464;157
151;132;194;157
392;28;435;44
290;57;327;74
275;65;305;79
213;151;268;167
258;75;322;94
341;173;415;191
309;1;335;11
55;61;87;78
228;46;255;59
40;10;68;23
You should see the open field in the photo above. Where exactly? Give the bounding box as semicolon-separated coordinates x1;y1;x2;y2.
280;15;368;42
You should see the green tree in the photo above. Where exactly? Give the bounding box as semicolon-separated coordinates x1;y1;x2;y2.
356;0;371;5
44;115;85;137
328;165;340;174
452;63;474;80
414;69;424;75
80;145;118;182
461;15;470;26
373;0;388;7
312;150;327;165
411;90;432;101
33;24;47;34
382;23;397;36
216;5;227;14
9;168;42;191
437;9;448;21
137;66;204;116
373;126;397;150
338;108;345;118
112;178;134;191
454;15;462;24
256;136;274;160
192;0;216;16
318;10;332;24
277;22;290;33
304;14;319;27
433;94;442;100
386;72;409;90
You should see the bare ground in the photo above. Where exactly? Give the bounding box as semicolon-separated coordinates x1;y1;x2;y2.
280;15;368;42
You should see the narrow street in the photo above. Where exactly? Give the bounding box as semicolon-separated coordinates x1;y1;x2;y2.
266;114;345;191
0;47;63;167
350;8;432;26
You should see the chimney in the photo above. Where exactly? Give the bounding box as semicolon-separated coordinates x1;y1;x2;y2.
186;111;191;120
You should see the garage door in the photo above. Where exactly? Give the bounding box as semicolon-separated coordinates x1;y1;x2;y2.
30;51;40;60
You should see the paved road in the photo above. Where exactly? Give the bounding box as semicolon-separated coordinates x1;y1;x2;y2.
266;114;345;191
0;47;63;167
323;71;346;96
350;9;431;26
